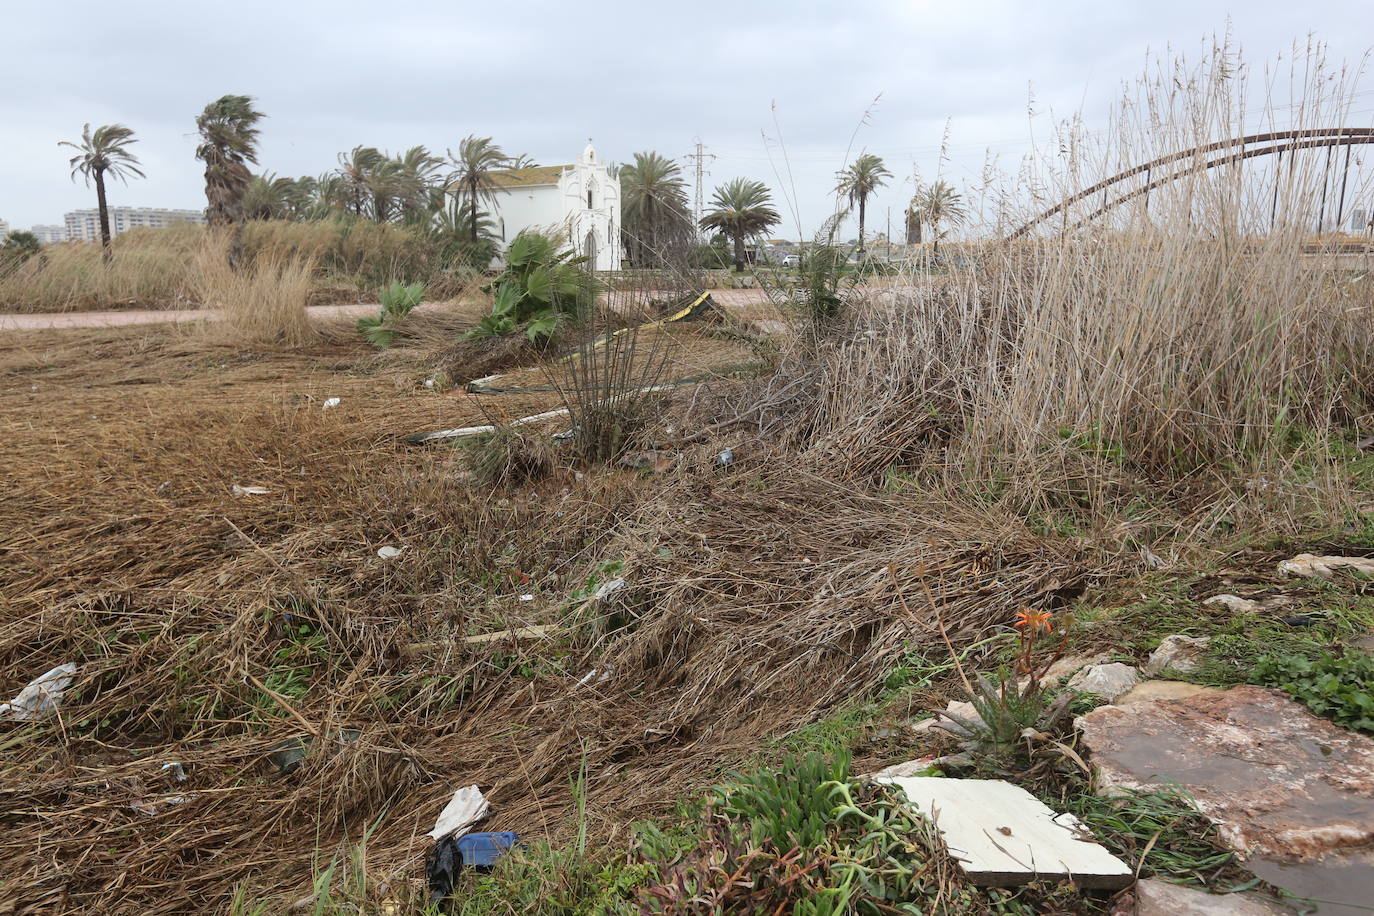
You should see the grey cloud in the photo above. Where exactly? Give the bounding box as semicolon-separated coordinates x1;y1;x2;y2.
3;0;1371;237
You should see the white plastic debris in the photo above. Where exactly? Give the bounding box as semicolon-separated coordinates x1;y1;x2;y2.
716;448;734;467
162;762;187;782
427;785;491;841
592;578;625;601
129;793;195;817
459;625;558;645
518;593;535;602
322;397;341;410
1;662;78;721
1280;554;1374;579
576;666;614;688
377;546;404;559
231;485;270;497
875;776;1133;889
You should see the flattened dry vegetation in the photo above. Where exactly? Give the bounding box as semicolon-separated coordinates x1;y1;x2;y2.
2;261;1370;913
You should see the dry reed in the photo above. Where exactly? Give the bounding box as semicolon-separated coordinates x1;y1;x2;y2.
0;219;448;313
780;41;1374;531
193;234;317;347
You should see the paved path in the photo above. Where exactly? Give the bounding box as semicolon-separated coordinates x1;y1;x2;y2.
0;302;397;332
1;289;776;333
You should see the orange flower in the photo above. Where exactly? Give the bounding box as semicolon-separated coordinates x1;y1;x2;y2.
1013;608;1054;633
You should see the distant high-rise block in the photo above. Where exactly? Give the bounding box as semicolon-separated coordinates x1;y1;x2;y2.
63;207;207;242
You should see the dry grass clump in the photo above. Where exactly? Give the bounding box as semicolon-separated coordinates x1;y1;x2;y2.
463;427;554;487
0;219;451;313
194;235;317;347
0;223;201;312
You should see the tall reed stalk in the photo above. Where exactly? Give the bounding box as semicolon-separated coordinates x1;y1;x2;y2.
792;41;1374;518
193;234;317;347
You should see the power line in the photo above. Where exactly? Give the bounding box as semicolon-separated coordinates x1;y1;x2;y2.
684;139;716;237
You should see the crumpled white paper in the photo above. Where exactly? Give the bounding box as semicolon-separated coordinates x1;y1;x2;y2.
1;662;78;721
427;785;491;841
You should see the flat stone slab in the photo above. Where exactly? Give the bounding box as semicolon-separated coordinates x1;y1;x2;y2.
1132;878;1294;915
1078;685;1374;913
1115;680;1228;705
876;776;1133;889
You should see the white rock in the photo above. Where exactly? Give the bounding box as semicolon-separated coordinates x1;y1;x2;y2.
1067;663;1140;701
869;756;939;779
1280;553;1374;579
1042;654;1107;684
1143;635;1210;677
376;546;404;559
1134;877;1293;915
934;699;985;734
1204;594;1262;614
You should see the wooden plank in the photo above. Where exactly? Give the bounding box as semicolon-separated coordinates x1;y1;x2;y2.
875;776;1133;889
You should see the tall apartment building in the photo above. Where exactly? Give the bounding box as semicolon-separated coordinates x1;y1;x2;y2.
30;225;69;244
63;207;206;242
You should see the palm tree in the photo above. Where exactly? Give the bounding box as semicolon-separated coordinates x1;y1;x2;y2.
334;146;386;218
447;136;511;245
620;151;691;267
910;181;967;255
58;124;145;263
834;153;891;257
699;178;781;272
1;230;43;275
394;145;444;224
243;173;318;220
195;95;264;267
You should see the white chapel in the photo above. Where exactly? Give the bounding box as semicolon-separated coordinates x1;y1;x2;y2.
487;141;622;271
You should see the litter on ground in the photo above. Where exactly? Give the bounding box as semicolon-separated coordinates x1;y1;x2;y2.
873;776;1134;889
1;662;78;721
427;785;491;841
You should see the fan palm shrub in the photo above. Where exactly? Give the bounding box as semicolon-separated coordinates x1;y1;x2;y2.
467;231;596;343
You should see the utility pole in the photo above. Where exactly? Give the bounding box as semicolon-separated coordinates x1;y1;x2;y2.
685;139;715;239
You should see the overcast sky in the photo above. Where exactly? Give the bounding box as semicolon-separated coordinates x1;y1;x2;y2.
3;0;1371;238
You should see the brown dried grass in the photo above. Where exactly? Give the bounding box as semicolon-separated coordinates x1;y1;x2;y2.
0;320;1104;914
193;235;317;348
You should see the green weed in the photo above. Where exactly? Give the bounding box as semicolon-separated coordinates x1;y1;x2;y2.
1251;651;1374;733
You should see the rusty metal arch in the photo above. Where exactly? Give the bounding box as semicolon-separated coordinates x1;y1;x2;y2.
1010;127;1374;237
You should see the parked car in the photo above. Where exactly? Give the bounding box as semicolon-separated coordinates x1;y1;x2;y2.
781;253;801;268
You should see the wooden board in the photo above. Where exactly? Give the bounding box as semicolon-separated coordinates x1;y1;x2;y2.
875;776;1133;889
